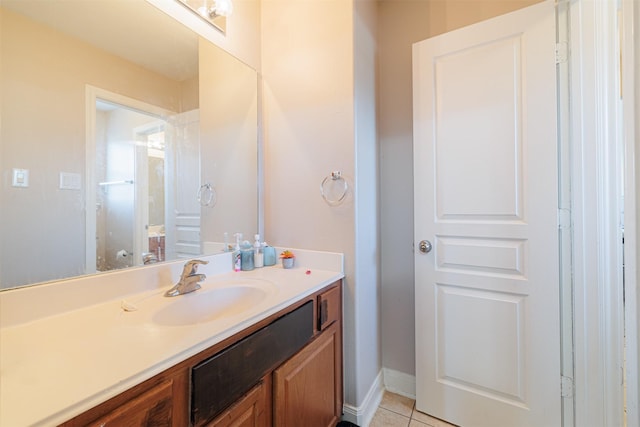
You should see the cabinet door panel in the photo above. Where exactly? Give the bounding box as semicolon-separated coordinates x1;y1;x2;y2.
273;322;341;427
207;379;269;427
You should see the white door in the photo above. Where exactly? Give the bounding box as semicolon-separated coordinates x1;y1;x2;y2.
413;2;560;427
170;109;202;259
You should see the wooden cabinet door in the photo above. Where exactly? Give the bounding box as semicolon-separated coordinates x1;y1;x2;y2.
206;379;270;427
273;322;342;427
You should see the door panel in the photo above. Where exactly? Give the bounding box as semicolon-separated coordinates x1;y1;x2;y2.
169;109;201;260
413;2;560;426
436;284;526;404
434;36;523;221
436;237;526;277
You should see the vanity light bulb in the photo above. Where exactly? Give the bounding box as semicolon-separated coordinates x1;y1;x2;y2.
213;0;233;17
197;5;209;18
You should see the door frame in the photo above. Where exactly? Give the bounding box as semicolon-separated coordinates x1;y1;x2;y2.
622;1;639;426
85;85;174;273
412;2;561;425
569;1;627;426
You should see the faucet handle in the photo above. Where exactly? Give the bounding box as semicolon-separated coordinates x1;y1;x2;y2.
183;259;209;276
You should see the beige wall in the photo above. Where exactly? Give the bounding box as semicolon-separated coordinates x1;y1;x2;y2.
262;0;370;404
261;0;355;255
181;74;200;112
427;0;542;36
199;38;258;244
0;7;186;287
378;0;543;378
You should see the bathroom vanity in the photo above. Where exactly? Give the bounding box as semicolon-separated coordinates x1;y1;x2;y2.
61;281;342;427
0;251;344;426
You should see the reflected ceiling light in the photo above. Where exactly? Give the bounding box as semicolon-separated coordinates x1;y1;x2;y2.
179;0;233;33
196;0;233;19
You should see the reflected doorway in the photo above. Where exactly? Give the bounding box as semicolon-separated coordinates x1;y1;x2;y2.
85;86;202;275
94;99;170;272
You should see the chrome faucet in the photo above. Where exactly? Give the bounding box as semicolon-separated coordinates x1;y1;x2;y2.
164;259;209;297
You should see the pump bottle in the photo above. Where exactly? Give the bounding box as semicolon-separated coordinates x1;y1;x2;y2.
254;234;264;268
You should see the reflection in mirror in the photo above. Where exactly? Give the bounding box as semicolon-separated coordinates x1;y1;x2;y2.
178;0;232;34
0;1;258;290
92;95;176;273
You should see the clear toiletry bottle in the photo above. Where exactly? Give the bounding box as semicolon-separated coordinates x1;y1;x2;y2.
254;234;264;268
241;240;254;271
233;233;242;272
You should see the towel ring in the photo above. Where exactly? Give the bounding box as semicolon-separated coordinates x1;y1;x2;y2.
321;171;348;206
198;183;216;207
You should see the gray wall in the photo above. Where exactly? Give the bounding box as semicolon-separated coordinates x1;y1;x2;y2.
378;0;542;379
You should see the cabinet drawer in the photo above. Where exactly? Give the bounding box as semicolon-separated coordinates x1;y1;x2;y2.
317;285;340;331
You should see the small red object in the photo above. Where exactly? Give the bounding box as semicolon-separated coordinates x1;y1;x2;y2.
305;270;311;275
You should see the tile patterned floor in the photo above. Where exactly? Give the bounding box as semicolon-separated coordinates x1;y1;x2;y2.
369;391;457;427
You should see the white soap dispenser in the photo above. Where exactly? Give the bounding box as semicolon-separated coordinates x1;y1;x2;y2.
254;234;264;268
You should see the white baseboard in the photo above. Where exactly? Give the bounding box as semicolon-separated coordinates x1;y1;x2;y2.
342;370;384;427
341;369;417;426
382;368;416;400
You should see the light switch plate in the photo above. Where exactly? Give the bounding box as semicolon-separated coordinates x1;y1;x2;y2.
12;168;29;188
59;172;81;190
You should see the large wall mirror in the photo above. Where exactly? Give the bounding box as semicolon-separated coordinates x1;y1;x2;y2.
0;0;258;290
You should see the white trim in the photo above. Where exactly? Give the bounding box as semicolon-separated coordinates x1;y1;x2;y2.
569;2;625;426
342;370;384;427
382;368;416;400
556;2;575;426
622;1;639;426
133;131;147;267
85;89;98;274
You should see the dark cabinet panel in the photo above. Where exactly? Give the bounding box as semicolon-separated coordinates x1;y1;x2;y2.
192;301;313;426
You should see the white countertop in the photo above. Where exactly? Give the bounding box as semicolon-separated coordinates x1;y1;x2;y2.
0;249;343;426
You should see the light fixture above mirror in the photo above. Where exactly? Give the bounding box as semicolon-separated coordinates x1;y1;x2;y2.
178;0;233;34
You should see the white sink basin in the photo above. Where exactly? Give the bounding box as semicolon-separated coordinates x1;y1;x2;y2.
120;279;278;327
153;285;268;326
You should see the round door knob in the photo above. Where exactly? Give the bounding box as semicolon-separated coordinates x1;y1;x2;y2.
419;240;432;254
